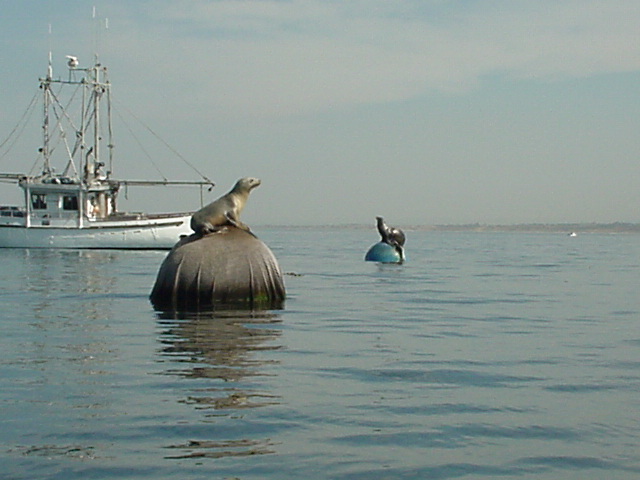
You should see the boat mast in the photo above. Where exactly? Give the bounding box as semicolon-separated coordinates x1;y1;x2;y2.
106;78;113;176
42;51;53;176
92;59;100;183
80;57;110;185
79;60;87;178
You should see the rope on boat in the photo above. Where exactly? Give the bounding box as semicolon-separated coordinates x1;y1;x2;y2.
112;106;168;182
0;91;39;162
112;98;214;187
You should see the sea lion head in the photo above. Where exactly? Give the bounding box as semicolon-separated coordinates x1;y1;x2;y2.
233;177;261;193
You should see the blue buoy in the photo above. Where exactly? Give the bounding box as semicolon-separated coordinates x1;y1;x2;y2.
364;241;404;264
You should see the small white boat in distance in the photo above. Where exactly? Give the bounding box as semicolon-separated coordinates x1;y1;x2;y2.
0;54;213;249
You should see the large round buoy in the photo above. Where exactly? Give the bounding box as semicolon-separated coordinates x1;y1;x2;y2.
150;226;285;311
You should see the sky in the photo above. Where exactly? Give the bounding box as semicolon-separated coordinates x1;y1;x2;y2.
1;0;640;226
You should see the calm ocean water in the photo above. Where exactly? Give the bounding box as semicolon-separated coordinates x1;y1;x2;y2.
1;227;640;479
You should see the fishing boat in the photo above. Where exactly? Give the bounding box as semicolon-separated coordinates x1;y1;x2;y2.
0;54;213;249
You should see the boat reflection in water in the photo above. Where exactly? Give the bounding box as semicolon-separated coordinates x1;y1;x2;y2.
155;308;283;460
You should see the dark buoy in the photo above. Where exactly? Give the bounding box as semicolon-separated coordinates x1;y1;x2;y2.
150;226;286;311
364;216;406;264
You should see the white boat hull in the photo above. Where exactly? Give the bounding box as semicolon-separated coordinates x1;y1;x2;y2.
0;215;192;249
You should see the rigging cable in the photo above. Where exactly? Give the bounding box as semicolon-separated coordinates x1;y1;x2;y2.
0;91;39;161
112;106;168;181
112;98;214;186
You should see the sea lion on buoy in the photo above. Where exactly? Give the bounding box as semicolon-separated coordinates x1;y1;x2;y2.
376;216;406;260
190;177;261;235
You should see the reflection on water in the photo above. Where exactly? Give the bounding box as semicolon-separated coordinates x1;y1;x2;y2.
22;249;119;322
164;439;277;460
2;249;125;470
156;309;283;459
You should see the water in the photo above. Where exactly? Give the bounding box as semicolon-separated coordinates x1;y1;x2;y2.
1;228;640;479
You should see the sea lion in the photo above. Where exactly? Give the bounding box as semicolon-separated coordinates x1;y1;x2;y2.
190;177;261;235
376;216;406;260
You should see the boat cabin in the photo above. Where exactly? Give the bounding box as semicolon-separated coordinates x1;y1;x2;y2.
1;176;120;228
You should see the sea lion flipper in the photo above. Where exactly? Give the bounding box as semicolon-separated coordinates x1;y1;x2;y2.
225;211;252;232
225;210;239;226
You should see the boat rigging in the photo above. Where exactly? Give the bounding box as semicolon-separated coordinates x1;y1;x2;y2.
0;53;215;249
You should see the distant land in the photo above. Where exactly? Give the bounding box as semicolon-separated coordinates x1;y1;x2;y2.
417;222;640;233
264;223;640;233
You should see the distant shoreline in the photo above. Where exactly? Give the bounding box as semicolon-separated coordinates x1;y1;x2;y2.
258;223;640;233
424;222;640;233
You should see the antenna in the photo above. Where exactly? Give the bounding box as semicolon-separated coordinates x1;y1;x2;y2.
47;24;53;78
91;6;109;62
92;5;99;60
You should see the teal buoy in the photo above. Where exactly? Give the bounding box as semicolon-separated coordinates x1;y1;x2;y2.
364;241;403;264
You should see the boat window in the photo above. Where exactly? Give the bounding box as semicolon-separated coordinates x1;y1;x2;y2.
63;195;79;211
31;194;47;210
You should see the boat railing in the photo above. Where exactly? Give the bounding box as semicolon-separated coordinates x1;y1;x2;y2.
88;211;194;222
28;211;77;220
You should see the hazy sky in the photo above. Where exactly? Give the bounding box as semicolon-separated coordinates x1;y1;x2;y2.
1;0;640;226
